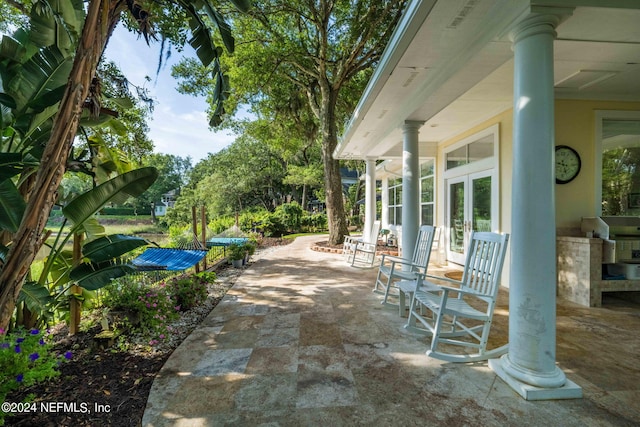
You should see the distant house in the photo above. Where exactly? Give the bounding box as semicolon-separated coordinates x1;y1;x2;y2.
154;190;177;217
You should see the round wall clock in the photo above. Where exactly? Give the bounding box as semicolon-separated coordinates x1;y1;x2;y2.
555;145;581;184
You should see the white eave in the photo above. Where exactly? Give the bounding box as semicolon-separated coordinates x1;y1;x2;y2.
335;0;640;160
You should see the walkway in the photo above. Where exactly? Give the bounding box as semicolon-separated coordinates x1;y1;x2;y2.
142;235;640;426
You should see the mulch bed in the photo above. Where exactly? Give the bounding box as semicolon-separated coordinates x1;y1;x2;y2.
312;240;399;256
4;237;291;427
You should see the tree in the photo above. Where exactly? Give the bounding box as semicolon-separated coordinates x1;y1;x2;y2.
165;134;288;225
174;0;407;244
136;153;192;220
0;0;250;330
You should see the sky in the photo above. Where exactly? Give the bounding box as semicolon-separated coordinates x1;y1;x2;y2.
104;25;238;164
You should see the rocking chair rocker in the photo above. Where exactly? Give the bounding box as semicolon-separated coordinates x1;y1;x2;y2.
405;231;509;363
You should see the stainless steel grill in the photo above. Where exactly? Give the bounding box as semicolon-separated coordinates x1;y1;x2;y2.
581;216;640;264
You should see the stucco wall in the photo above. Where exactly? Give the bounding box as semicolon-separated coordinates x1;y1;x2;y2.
555;100;640;232
432;100;640;288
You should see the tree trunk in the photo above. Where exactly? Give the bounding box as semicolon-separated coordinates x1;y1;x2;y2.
0;0;124;331
301;184;307;211
320;90;349;246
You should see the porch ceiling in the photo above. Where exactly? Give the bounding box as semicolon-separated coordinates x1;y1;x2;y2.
335;0;640;160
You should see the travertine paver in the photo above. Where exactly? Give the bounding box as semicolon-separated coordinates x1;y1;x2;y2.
143;235;640;427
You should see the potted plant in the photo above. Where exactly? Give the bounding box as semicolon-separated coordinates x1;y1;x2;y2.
228;243;245;268
244;240;257;264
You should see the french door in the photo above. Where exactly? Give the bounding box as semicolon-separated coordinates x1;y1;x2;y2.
446;170;494;264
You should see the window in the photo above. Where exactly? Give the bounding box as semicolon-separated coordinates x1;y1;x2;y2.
600;116;640;215
388;177;402;226
446;134;494;171
421;160;435;225
386;160;435;227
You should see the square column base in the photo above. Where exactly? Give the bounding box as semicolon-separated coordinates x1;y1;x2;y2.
489;358;583;400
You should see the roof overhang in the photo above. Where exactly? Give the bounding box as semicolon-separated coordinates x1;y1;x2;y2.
335;0;640;160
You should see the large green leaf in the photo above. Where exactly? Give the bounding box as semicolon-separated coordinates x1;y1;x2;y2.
62;167;158;227
201;2;234;53
183;2;219;67
0;179;26;232
0;153;30;181
69;261;136;291
17;281;54;316
0;93;17;109
76;216;106;240
82;234;148;263
8;45;73;113
30;0;85;54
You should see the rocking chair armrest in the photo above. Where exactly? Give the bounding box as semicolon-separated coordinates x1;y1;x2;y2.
344;235;361;244
423;273;462;286
385;256;416;270
379;253;403;263
354;241;376;253
414;273;458;294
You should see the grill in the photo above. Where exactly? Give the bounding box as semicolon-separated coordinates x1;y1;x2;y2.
581;216;640;265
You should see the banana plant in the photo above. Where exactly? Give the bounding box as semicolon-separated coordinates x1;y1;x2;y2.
18;167;158;327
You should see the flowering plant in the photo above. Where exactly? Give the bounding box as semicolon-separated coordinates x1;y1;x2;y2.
168;273;211;311
102;280;180;348
0;327;71;422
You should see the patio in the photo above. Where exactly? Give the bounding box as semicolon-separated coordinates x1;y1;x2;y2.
142;235;640;426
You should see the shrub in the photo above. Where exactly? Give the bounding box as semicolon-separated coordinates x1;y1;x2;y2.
101;280;180;347
275;202;303;232
227;243;246;260
168;275;209;311
0;328;71;424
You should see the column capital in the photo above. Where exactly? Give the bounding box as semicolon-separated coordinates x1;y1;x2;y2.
402;120;425;133
509;8;572;44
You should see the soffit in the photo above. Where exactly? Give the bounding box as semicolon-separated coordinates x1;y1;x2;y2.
336;1;640;160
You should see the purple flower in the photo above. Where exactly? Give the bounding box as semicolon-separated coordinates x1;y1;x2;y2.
16;374;24;383
29;352;40;362
1;343;9;349
39;338;45;345
30;329;40;335
64;351;73;360
15;345;21;353
16;337;25;343
0;327;5;335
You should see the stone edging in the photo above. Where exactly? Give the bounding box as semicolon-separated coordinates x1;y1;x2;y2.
310;242;398;257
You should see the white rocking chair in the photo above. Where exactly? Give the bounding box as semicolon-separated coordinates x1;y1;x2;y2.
373;225;437;310
346;221;382;267
343;221;381;264
405;231;509;363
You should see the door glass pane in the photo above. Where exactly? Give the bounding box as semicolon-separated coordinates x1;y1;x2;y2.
602;119;640;215
472;176;492;231
449;181;465;255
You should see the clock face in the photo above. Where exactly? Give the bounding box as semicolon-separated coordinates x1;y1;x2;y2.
555;145;581;184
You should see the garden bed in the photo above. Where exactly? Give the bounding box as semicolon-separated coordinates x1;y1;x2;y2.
4;238;291;426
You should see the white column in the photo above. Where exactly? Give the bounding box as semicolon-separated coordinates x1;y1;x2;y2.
489;12;581;400
401;121;423;259
364;158;377;241
381;178;390;229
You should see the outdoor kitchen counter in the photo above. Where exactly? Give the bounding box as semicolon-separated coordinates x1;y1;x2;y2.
557;236;640;307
